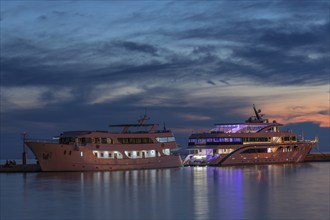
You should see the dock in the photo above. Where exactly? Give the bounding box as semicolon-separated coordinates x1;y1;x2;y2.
304;153;330;162
0;164;41;173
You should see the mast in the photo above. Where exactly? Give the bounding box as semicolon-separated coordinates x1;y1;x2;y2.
246;104;269;123
253;104;262;120
21;132;27;165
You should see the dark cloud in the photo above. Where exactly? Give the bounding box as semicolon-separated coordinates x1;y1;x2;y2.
259;22;329;49
113;41;159;56
318;109;330;116
231;45;328;86
206;80;216;86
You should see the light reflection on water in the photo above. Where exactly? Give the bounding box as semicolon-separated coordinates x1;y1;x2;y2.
1;163;329;220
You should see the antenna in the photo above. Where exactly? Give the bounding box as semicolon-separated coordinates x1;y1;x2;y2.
21;132;27;165
137;108;150;125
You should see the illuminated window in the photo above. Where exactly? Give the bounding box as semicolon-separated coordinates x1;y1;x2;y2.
162;149;170;155
156;137;176;143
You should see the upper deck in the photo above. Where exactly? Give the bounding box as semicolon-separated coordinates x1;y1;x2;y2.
205;105;283;134
109;123;161;133
210;122;282;134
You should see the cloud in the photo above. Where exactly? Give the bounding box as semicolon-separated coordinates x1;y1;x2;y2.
1;86;74;112
87;83;145;104
177;113;212;121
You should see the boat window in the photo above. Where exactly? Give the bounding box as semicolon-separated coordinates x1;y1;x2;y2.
241;148;268;154
118;138;153;144
210;124;268;133
243;137;270;143
283;136;290;142
162;149;170;155
149;150;156;157
120;138;129;144
189;137;243;145
95;138;101;144
101;138;107;144
156;137;176;143
85;138;92;143
142;138;153;143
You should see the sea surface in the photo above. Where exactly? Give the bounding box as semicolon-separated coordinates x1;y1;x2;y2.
1;162;329;220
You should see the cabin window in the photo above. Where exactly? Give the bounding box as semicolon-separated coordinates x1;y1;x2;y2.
101;138;107;144
241;148;268;154
118;138;153;144
162;149;170;155
156;137;175;143
80;138;86;145
283;137;290;142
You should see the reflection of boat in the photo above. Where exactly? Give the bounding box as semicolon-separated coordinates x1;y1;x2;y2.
184;105;317;166
25;115;182;171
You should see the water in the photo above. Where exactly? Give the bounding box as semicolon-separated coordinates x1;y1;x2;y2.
1;163;329;220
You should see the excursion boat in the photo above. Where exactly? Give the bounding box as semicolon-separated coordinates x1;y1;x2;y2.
183;105;317;166
25;115;183;171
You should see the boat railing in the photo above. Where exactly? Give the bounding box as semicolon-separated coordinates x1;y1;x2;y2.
25;139;59;144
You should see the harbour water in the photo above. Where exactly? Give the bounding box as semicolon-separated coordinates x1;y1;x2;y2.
1;162;329;220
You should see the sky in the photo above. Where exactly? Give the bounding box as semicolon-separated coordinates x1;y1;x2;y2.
0;0;329;159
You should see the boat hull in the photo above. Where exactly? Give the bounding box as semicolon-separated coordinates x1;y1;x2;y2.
184;142;315;166
26;142;183;172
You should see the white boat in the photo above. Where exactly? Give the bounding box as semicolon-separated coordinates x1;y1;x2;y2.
26;115;183;171
184;105;317;166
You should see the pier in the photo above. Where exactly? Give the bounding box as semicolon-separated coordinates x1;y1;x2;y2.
304;153;330;162
0;164;41;172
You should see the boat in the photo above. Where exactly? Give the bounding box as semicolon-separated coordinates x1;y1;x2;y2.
25;115;183;171
183;105;317;166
